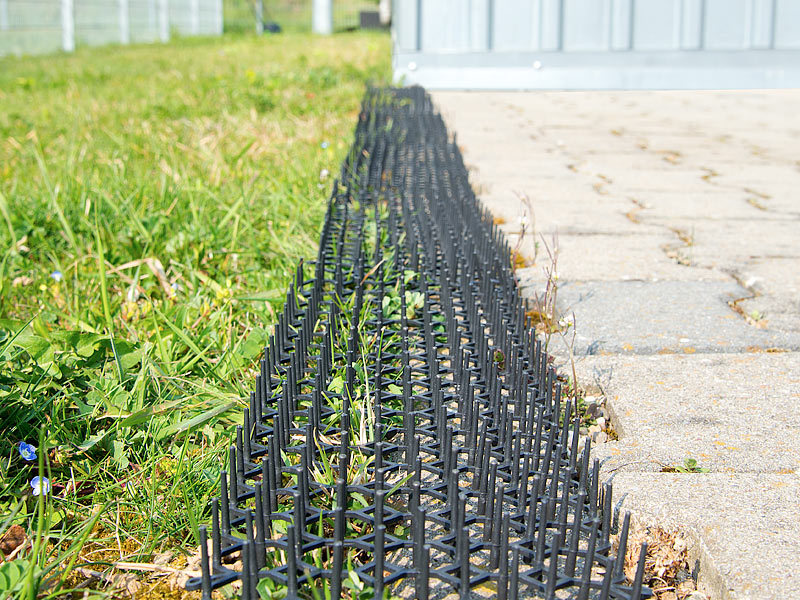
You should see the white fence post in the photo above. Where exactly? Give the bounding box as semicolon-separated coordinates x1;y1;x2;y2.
61;0;75;51
148;0;156;38
215;0;222;34
379;0;391;25
312;0;332;34
158;0;169;41
0;0;9;32
255;0;263;35
120;0;130;43
190;0;198;34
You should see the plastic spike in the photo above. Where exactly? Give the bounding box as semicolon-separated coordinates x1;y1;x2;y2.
183;86;649;600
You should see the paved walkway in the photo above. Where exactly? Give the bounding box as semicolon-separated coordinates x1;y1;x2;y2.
433;91;800;600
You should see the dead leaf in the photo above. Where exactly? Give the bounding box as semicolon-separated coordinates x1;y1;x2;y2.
166;542;207;589
0;525;26;557
146;258;175;299
12;276;32;287
110;572;141;596
677;579;697;597
152;551;174;566
74;567;140;596
618;525;690;591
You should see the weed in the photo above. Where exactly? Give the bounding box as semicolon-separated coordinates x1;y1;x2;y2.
527;232;561;350
660;458;710;474
510;190;536;270
728;298;768;329
524;230;585;425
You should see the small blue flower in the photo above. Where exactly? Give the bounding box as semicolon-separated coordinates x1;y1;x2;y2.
320;141;329;149
50;270;63;282
30;476;50;496
18;441;36;461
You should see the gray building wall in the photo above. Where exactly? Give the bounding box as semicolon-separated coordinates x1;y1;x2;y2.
393;0;800;89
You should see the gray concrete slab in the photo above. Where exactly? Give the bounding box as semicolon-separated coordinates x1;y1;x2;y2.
434;89;800;599
484;195;661;237
623;190;767;222
731;257;800;335
609;473;800;600
677;219;800;273
512;234;728;283
732;258;800;298
532;280;800;355
575;353;800;474
738;296;800;335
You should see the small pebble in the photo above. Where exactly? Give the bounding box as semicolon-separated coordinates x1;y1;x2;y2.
592;431;608;444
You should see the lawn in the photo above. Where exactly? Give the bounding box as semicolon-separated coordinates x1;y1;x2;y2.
0;30;390;598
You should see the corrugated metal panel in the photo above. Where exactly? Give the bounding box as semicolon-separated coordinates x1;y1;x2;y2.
776;0;800;48
393;0;800;89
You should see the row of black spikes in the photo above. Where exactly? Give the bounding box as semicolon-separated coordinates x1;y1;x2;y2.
186;86;651;599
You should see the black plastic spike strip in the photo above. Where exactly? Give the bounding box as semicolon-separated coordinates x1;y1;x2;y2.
186;86;651;600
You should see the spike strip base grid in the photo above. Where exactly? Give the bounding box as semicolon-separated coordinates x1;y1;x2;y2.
186;87;652;600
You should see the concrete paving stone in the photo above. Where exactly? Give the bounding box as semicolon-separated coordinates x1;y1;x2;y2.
531;280;800;355
634;133;754;152
629;190;762;222
506;91;776;124
605;473;800;600
490;94;800;160
707;163;800;193
574;352;800;474
435;89;800;600
732;257;800;297
576;152;712;175
590;168;738;196
511;233;727;283
670;218;800;271
738;296;800;335
476;177;627;204
556;153;676;175
510;133;647;156
466;166;593;192
657;142;784;163
461;153;568;175
704;183;800;218
485;193;654;236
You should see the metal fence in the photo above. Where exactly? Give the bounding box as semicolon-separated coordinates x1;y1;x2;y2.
393;0;800;89
0;0;380;56
0;0;222;57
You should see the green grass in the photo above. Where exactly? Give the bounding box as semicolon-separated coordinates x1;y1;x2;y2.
224;0;381;34
0;30;390;598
